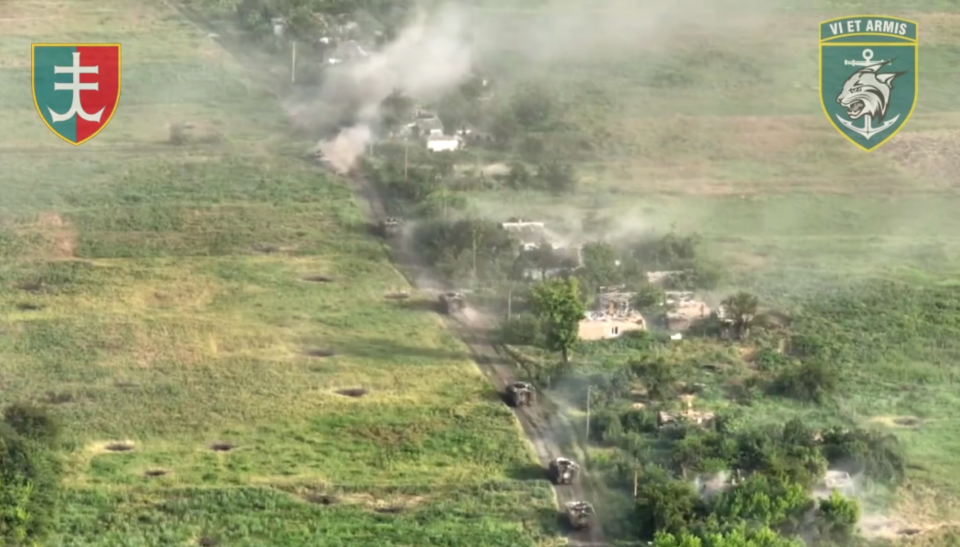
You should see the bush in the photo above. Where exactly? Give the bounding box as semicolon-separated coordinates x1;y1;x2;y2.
820;427;905;485
3;403;60;446
0;404;62;545
769;360;839;403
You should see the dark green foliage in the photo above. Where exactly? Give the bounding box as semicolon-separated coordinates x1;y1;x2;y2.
817;491;860;539
819;427;905;485
769;360;839;403
529;278;585;363
0;404;62;546
720;292;759;340
3;404;60;446
636;476;701;536
412;218;517;283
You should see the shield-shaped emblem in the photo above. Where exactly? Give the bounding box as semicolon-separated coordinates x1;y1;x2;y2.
819;17;917;152
31;43;121;146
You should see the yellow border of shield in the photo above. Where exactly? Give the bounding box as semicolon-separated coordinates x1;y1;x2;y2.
31;43;123;146
818;18;918;153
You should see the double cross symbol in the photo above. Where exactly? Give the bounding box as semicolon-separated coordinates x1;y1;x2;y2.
844;48;886;67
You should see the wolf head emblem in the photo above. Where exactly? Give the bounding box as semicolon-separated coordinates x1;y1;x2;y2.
836;59;906;123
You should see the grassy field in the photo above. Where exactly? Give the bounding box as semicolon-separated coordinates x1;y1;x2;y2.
0;1;559;545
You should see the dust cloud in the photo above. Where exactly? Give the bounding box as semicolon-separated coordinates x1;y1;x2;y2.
296;0;779;175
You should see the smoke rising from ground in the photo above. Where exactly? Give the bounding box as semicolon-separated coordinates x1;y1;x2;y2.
299;5;473;172
299;0;778;173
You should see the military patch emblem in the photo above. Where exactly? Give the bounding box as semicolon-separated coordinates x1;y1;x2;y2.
819;17;917;152
32;44;122;145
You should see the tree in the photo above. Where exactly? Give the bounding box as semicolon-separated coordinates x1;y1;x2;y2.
770;360;839;404
529;277;585;364
536;160;576;195
636;477;702;536
817;491;859;538
653;527;804;547
721;292;759;339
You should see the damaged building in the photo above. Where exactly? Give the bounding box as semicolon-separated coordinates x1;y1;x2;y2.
578;285;646;341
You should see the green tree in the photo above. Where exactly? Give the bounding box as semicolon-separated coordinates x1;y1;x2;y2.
636;477;702;536
721;292;760;339
770;360;839;404
529;277;585;364
578;241;621;291
817;491;860;538
654;527;803;547
713;474;813;529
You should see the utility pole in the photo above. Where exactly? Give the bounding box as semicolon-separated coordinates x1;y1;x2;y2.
585;385;592;440
403;137;409;181
634;468;639;497
290;41;297;83
471;228;478;284
507;288;512;320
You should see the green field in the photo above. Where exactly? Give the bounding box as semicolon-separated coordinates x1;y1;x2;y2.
3;0;960;543
0;1;559;545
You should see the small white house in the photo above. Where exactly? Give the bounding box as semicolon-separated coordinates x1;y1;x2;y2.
426;137;460;152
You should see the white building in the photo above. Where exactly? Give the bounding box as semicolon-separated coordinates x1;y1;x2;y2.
426;137;460;152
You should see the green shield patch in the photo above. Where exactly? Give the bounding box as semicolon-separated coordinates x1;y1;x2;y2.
819;17;918;152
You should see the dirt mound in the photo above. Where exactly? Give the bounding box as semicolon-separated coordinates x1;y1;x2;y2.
105;441;135;452
144;469;168;477
209;442;234;452
335;388;366;398
302;274;333;282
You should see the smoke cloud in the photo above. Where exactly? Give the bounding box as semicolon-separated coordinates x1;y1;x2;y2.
294;0;780;174
293;5;473;172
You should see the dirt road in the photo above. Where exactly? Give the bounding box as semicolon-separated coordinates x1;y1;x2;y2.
349;173;605;546
162;3;605;542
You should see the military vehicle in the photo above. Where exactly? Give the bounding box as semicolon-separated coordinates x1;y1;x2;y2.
548;457;580;484
438;292;465;314
379;217;402;238
564;501;595;530
506;381;535;407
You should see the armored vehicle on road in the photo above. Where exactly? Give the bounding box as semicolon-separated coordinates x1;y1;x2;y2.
379;217;402;238
548;457;580;484
506;381;535;407
439;292;465;314
564;501;595;530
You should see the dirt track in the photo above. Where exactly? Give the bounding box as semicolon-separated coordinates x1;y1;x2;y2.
162;2;605;542
351;173;605;546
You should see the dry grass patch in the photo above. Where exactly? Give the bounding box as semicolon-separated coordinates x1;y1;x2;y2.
868;415;924;428
882;130;960;187
914;13;960;45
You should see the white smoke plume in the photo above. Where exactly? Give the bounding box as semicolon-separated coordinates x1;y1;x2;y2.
296;5;473;173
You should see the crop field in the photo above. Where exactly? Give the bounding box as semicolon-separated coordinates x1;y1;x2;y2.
0;1;558;545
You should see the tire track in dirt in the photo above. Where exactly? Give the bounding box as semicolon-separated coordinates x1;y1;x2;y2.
161;2;605;543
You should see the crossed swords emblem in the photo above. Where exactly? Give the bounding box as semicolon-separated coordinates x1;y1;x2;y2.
835;49;900;140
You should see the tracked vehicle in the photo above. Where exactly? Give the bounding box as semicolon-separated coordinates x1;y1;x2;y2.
548;457;580;484
379;217;403;238
506;381;535;407
439;292;465;314
564;501;595;530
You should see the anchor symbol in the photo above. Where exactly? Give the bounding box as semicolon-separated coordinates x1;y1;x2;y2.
835;49;899;140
